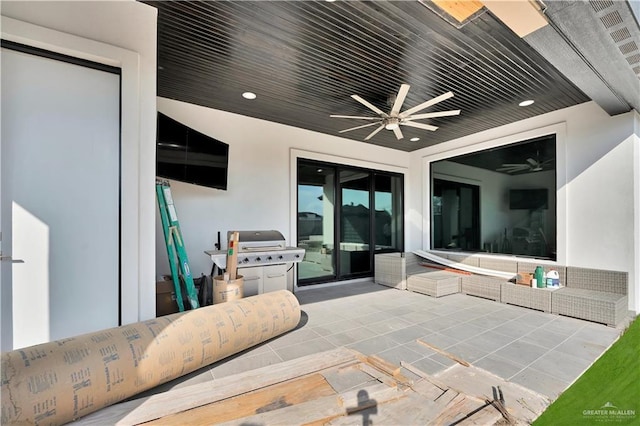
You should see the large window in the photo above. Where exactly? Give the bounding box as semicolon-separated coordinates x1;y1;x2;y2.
297;159;403;285
431;135;556;260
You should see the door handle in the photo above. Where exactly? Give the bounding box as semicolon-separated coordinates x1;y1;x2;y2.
0;256;24;263
266;273;285;279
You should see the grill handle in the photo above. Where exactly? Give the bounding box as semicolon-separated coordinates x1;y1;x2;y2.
240;245;284;251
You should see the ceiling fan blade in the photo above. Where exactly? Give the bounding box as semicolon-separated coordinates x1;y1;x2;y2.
364;124;385;141
404;110;461;121
339;121;382;133
497;166;528;171
330;115;381;120
351;94;388;117
390;84;410;116
402;121;438;131
392;126;404;140
497;168;528;173
400;91;454;117
526;158;538;166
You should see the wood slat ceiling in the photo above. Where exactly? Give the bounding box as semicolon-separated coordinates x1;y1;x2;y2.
144;0;590;152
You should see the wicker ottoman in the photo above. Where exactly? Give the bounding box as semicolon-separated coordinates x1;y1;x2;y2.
407;272;460;298
460;275;504;301
374;252;418;290
500;283;553;312
551;288;628;327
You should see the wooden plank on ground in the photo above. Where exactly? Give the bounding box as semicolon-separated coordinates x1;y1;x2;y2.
77;348;546;425
364;356;413;388
144;373;336;425
357;362;400;389
366;355;401;376
76;347;358;425
416;338;471;367
434;364;550;424
400;361;449;391
431;393;502;425
219;383;402;426
325;386;458;425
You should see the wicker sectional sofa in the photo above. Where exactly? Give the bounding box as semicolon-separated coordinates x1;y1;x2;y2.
375;252;461;297
552;267;628;327
374;251;629;327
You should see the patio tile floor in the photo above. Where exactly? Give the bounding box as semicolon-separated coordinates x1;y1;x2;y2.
155;280;626;400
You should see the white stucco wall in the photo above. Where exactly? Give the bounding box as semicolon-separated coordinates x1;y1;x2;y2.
1;1;158;323
412;102;639;312
156;98;411;281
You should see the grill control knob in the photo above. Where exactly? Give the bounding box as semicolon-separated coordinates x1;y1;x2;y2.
243;258;249;263
295;254;300;258
255;257;261;262
267;256;273;261
278;255;284;260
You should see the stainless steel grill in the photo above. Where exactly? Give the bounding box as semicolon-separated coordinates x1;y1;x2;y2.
206;230;305;270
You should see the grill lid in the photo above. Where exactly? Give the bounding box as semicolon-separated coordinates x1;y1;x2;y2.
229;230;286;252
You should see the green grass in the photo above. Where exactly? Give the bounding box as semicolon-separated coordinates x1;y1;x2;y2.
533;316;640;425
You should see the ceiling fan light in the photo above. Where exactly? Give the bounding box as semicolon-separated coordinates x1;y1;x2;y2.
385;118;400;130
519;99;534;107
242;91;257;100
410;137;420;142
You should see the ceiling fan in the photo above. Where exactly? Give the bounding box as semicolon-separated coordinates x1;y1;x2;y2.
330;84;460;141
497;154;553;174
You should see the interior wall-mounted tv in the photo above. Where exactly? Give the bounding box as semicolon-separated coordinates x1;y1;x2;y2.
156;112;229;190
509;188;548;210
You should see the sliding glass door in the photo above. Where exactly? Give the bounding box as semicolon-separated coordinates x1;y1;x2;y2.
297;159;403;285
339;170;371;277
297;162;336;282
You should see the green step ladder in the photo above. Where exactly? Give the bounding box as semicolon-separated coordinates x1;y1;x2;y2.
156;179;200;311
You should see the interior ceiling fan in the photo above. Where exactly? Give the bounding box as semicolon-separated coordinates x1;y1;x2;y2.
330;84;461;141
497;153;553;174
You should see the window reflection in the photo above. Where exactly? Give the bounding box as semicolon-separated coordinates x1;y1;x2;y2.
431;135;556;260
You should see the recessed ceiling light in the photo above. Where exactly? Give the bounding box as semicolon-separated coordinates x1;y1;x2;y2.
325;0;336;2
242;92;257;100
519;99;534;107
317;168;323;173
410;137;420;142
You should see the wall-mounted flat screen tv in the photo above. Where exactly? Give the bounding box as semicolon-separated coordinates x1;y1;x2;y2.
509;188;548;210
156;112;229;190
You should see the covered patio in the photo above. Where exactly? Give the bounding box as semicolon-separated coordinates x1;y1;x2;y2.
150;281;624;400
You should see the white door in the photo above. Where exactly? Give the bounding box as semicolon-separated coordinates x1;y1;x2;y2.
1;45;121;350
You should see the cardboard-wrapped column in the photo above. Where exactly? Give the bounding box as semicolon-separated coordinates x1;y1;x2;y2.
1;290;301;425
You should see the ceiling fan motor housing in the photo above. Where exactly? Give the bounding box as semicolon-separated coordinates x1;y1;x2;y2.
385;117;400;130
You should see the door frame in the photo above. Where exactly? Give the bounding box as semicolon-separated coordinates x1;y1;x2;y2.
296;158;405;285
290;149;407;291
